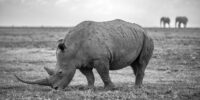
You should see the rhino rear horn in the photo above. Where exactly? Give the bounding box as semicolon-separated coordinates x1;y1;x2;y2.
44;67;54;76
14;74;51;86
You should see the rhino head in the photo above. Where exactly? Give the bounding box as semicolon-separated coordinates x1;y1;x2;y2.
15;39;77;90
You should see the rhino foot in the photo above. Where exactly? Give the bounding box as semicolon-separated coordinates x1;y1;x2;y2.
104;83;116;90
134;84;143;89
83;85;94;90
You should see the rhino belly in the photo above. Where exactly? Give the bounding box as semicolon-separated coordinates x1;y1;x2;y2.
109;48;141;70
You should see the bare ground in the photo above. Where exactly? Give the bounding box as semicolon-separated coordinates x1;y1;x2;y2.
0;27;200;100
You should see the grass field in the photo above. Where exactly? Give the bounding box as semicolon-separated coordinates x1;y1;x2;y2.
0;27;200;100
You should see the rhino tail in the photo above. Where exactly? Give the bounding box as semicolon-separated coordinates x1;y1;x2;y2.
138;33;154;66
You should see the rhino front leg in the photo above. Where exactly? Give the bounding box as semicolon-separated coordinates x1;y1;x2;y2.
94;60;115;90
79;68;95;89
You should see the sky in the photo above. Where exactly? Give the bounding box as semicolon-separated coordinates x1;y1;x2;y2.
0;0;200;27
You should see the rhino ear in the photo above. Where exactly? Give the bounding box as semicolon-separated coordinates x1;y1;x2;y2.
58;43;66;51
57;39;65;51
57;39;63;44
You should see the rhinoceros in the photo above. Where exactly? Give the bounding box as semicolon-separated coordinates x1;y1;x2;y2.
15;19;154;90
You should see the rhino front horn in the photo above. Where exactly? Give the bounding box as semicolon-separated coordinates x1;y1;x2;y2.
14;74;51;86
44;67;54;75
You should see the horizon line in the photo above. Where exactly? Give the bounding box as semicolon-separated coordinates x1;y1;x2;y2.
0;26;200;29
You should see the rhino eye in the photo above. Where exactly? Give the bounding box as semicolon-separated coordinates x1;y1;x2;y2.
56;70;62;75
58;71;62;74
56;71;63;78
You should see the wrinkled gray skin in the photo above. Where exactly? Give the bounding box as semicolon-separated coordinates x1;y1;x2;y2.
175;16;188;28
15;19;154;90
160;17;170;28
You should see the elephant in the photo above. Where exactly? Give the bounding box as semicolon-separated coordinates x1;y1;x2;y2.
175;16;188;28
160;17;170;28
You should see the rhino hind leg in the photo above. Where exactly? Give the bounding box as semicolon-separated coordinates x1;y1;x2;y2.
131;59;145;88
131;34;154;88
94;60;115;90
79;68;95;89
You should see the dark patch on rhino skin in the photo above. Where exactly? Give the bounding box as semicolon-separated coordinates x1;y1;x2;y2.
15;19;154;90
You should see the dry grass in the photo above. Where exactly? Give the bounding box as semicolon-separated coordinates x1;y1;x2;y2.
0;27;200;100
